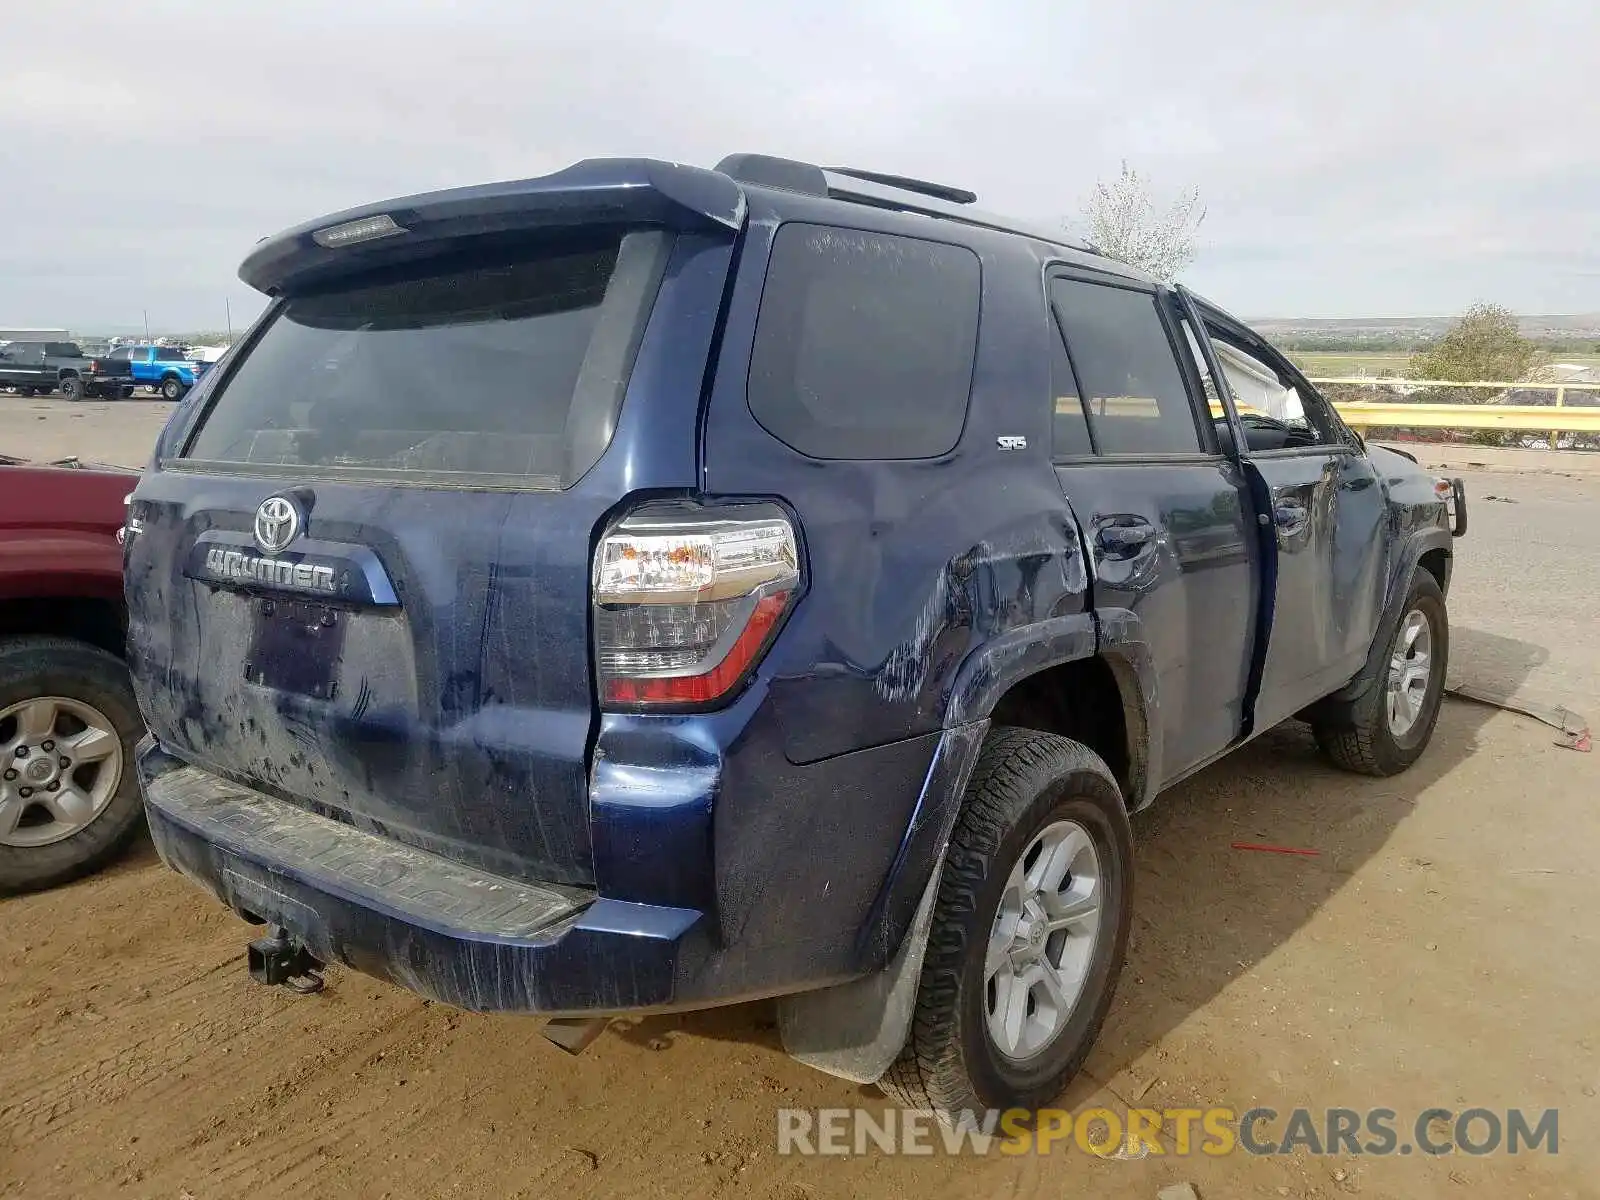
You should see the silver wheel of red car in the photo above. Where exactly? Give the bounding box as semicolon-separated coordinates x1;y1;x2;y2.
0;695;125;847
0;638;145;894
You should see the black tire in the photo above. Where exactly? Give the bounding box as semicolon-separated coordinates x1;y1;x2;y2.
0;637;146;895
1312;570;1449;776
120;385;137;399
161;376;186;400
18;387;36;397
879;727;1134;1117
59;376;83;401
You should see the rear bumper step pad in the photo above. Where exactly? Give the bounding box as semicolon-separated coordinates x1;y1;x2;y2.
140;745;705;1014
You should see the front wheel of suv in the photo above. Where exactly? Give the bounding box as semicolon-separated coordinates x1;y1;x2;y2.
879;727;1133;1119
1312;569;1449;776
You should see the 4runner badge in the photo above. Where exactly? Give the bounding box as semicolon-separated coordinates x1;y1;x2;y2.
254;496;301;554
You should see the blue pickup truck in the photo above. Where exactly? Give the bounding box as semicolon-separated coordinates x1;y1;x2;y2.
111;345;209;400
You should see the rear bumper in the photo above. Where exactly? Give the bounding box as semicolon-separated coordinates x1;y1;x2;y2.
139;697;971;1016
140;741;709;1015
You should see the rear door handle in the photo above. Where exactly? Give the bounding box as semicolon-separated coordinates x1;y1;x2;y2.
1096;521;1156;557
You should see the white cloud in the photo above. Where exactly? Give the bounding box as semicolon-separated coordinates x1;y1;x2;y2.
0;0;1593;328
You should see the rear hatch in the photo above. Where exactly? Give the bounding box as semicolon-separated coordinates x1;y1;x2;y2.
125;163;743;886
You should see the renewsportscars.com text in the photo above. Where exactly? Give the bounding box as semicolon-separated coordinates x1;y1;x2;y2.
776;1105;1559;1158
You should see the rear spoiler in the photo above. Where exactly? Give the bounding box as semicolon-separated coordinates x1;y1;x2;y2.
239;158;747;295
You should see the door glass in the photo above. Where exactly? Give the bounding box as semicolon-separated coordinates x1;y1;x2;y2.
1205;326;1342;449
1050;279;1203;455
1048;315;1094;457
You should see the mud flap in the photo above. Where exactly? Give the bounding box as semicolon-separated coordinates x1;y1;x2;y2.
775;847;946;1084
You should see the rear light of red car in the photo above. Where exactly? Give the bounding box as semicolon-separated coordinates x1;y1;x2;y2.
593;502;800;708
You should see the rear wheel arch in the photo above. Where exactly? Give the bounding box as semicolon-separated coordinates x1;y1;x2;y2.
987;656;1144;809
0;596;126;659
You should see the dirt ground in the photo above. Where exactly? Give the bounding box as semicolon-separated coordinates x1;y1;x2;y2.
4;397;1598;1199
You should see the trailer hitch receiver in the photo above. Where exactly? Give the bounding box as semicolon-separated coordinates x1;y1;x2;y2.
248;925;327;994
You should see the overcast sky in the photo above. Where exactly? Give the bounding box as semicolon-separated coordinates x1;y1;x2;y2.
1;0;1594;332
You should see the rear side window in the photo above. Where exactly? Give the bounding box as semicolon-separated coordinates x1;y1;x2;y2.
1050;278;1203;456
747;224;980;460
45;342;81;356
156;347;185;361
182;229;672;487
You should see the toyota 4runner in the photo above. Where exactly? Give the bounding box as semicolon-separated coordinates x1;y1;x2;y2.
124;154;1466;1117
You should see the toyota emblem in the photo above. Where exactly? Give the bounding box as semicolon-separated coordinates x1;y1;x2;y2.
253;495;302;554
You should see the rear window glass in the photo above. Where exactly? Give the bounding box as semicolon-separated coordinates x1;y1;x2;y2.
747;224;980;460
182;229;671;487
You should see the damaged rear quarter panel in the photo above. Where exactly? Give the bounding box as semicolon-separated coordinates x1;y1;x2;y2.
695;200;1093;974
703;197;1090;766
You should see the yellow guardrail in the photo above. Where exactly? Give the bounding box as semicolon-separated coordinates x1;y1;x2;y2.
1072;379;1599;446
1330;401;1600;434
1305;378;1600;445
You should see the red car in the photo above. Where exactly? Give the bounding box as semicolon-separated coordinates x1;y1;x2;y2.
0;454;145;892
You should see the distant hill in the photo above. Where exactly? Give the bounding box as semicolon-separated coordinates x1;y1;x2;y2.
1250;314;1600;339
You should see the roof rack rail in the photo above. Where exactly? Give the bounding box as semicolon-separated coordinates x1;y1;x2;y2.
713;153;828;196
824;167;977;206
711;152;1101;259
822;170;1097;256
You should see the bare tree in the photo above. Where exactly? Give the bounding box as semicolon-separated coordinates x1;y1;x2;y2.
1077;162;1205;283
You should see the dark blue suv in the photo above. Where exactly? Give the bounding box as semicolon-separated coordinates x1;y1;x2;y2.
124;154;1466;1116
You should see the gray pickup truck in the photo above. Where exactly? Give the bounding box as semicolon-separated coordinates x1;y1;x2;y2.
0;341;92;398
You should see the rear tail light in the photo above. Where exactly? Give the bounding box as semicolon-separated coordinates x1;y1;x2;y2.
594;502;800;708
